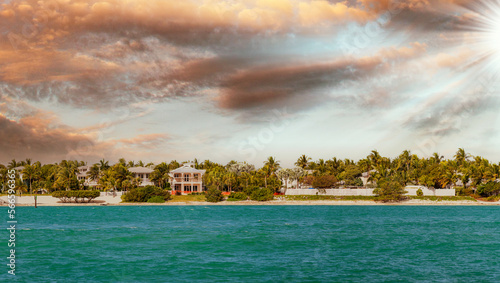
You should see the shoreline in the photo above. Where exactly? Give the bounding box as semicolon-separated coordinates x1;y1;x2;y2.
1;195;499;207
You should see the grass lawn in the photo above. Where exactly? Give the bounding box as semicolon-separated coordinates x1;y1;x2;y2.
284;195;377;201
284;195;478;202
170;194;207;202
408;196;477;201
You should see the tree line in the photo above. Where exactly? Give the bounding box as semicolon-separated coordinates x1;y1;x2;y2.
1;148;499;198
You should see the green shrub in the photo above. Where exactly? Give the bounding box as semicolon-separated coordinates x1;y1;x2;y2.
227;192;248;201
250;188;274;201
147;196;166;203
455;186;473;196
477;182;500;197
373;179;407;202
190;192;205;195
122;186;171;202
243;186;261;196
52;190;100;203
205;187;224;202
416;188;423;196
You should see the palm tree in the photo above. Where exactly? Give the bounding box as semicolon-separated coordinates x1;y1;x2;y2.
276;168;292;193
88;164;101;185
290;167;305;189
454;148;470;167
295;155;311;169
223;172;237;192
55;165;78;191
22;164;37;194
263;157;280;176
150;162;170;188
99;159;110;171
8;159;19;169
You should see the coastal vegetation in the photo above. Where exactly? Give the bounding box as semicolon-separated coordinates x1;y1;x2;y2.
121;185;171;203
2;148;500;203
227;192;248;201
373;180;407;202
52;190;100;203
205;187;224;203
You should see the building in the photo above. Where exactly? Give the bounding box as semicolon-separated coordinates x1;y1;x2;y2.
76;166;98;187
128;167;154;187
168;163;205;194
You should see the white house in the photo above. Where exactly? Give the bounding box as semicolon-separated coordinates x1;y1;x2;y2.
128;167;154;187
76;165;98;187
168;163;205;194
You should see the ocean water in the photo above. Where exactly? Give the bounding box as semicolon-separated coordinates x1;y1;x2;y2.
2;205;500;282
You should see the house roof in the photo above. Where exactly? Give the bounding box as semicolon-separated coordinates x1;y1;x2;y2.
169;165;206;174
128;166;153;173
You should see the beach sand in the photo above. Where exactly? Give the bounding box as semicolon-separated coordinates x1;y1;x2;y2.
1;195;499;206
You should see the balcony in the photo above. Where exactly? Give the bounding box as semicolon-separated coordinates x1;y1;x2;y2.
172;177;201;182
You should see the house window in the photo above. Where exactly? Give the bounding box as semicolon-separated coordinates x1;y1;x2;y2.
184;185;191;192
184;174;189;182
175;184;181;190
193;185;198;192
193;174;198;180
174;173;181;178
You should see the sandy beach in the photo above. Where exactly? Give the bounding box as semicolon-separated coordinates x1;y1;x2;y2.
1;195;499;206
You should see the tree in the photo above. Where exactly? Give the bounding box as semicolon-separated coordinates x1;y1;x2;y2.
454;148;470;167
54;165;79;191
88;164;101;184
22;164;37;194
276;168;292;193
99;159;110;171
150;162;170;188
290;167;305;189
312;175;337;189
204;166;225;190
373;179;407;202
295;155;311;169
263;156;280;176
205;187;224;202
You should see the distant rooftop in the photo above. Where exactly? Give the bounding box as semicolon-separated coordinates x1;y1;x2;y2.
128;166;153;173
170;165;205;174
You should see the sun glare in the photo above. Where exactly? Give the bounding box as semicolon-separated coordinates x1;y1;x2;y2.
467;0;500;66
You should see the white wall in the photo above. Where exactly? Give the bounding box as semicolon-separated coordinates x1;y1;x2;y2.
285;187;456;196
286;189;374;196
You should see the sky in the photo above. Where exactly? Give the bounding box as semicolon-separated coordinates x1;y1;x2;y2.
1;0;500;167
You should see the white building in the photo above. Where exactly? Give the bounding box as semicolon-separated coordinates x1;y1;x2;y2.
168;163;205;194
76;166;98;187
128;167;154;187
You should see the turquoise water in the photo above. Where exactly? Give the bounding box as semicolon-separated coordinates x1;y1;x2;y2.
2;205;500;282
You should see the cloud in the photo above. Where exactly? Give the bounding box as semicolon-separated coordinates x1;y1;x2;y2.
0;113;95;163
0;0;472;114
